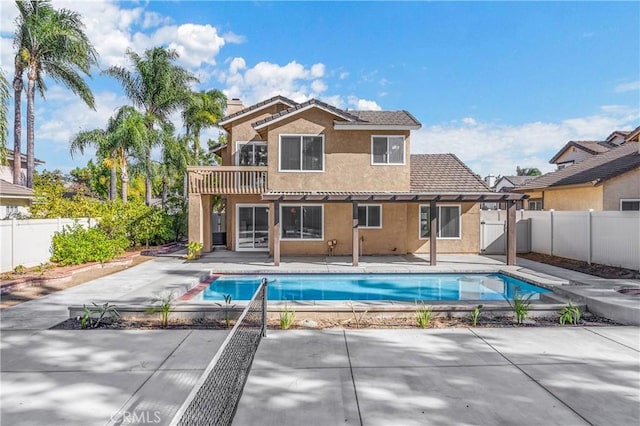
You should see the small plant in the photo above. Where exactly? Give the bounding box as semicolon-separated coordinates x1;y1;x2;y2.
80;302;120;329
215;294;236;328
505;291;533;324
146;293;175;328
185;241;204;260
469;304;484;327
279;302;295;329
416;303;432;328
35;262;53;276
344;302;368;328
559;301;581;325
13;265;26;275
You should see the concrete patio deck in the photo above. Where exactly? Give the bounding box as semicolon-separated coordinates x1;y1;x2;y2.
234;327;640;426
1;252;639;425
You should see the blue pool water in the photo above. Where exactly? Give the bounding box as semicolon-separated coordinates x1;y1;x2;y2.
201;273;550;302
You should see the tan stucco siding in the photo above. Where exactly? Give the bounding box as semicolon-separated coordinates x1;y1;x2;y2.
264;108;411;192
276;202;479;256
405;203;481;254
603;168;640;210
542;185;603;210
222;107;282;165
554;149;593;166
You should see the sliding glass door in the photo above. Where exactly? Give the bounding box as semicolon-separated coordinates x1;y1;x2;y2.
236;205;269;251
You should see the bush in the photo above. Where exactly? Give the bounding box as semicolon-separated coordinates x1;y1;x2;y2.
51;223;129;265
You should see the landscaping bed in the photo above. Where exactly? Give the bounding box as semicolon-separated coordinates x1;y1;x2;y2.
519;252;640;279
52;312;620;330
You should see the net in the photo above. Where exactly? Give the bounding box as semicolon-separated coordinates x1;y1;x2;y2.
171;279;267;426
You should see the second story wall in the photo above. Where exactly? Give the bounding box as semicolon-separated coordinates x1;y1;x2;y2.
263;108;411;192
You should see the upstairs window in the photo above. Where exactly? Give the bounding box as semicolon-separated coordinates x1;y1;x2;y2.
236;142;267;166
279;135;324;171
372;136;405;165
358;205;382;228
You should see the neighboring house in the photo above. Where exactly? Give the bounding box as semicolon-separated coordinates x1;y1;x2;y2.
515;142;640;211
0;149;43;218
549;126;640;170
483;176;537;210
187;96;525;265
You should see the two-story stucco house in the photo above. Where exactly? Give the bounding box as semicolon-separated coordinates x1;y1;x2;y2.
187;96;524;265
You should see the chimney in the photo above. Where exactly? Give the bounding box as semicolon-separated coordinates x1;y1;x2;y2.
226;98;244;116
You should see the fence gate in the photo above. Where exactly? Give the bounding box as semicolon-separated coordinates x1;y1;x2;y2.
481;219;531;255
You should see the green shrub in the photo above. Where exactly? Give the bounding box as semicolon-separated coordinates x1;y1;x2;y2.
416;303;432;328
51;223;128;265
559;301;581;325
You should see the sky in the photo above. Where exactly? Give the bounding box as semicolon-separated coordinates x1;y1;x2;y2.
1;0;639;180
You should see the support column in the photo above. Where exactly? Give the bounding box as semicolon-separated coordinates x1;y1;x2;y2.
430;199;438;266
202;194;212;252
352;201;359;266
188;194;203;246
506;200;517;265
273;201;280;266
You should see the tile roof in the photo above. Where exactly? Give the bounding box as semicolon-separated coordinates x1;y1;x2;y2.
410;154;489;193
5;149;45;165
548;140;613;164
219;95;297;124
340;110;422;127
0;180;35;198
518;142;640;191
252;98;362;128
498;175;538;188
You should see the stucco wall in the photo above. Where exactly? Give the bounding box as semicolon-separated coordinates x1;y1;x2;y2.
603;168;640;210
542;185;603;211
222;106;283;165
263;108;411;192
554;148;593;166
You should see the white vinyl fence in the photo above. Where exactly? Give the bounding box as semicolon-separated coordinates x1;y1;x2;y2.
481;210;640;271
0;218;94;273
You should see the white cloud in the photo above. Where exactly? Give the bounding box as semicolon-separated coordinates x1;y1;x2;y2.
347;97;382;111
412;105;639;179
615;80;640;93
220;59;329;105
222;31;246;44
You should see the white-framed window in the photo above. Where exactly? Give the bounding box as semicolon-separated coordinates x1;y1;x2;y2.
371;135;405;165
419;205;461;239
279;135;324;172
358;204;382;229
235;141;267;166
529;199;543;211
620;199;640;211
281;204;324;240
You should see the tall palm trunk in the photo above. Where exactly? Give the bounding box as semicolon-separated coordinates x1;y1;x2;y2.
109;162;117;201
12;69;23;185
161;178;168;209
25;72;35;188
118;148;128;202
145;148;152;205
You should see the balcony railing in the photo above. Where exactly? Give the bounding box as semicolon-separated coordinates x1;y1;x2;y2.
188;166;268;195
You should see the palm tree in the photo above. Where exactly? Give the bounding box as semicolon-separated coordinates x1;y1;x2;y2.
182;89;226;161
103;47;197;205
70;127;116;200
70;106;148;202
0;69;9;165
156;130;192;208
15;0;98;188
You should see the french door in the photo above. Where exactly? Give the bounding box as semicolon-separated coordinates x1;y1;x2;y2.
236;205;269;251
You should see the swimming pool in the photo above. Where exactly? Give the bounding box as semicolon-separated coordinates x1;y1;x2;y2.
201;273;550;302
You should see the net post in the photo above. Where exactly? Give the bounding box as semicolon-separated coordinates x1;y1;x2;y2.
261;277;267;337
